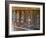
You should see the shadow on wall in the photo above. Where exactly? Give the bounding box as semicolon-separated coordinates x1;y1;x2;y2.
7;37;20;38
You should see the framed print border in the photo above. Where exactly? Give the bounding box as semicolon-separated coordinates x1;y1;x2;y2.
5;1;45;37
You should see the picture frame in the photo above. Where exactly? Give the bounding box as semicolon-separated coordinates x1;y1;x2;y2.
5;1;45;37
